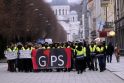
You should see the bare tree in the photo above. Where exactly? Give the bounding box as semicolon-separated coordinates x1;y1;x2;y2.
0;0;67;43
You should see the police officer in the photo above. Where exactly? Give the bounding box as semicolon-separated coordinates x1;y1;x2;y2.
96;42;106;72
75;42;86;74
89;42;98;71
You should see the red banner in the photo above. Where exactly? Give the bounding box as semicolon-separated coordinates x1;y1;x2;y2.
32;48;71;69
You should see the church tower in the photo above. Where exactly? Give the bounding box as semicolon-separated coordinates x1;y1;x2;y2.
51;0;70;21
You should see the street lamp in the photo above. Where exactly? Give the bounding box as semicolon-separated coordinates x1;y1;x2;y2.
108;30;115;37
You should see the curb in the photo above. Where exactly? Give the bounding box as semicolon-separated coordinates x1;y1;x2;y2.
107;69;124;81
0;59;7;63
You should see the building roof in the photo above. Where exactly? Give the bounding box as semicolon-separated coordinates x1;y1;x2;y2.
51;0;69;5
70;11;78;15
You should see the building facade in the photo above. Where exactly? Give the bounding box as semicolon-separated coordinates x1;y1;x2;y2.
87;0;97;42
87;0;115;42
50;0;80;41
114;0;124;55
87;0;104;41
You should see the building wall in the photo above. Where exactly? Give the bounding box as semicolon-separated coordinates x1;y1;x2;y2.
101;0;114;22
87;0;95;41
87;0;104;39
114;0;124;55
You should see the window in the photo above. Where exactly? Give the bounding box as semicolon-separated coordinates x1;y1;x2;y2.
63;9;64;15
73;17;74;22
59;9;61;15
66;10;68;15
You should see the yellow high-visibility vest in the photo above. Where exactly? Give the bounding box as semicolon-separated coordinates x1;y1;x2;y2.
23;48;30;50
7;47;17;52
89;45;96;52
106;45;108;49
96;47;104;53
76;47;86;56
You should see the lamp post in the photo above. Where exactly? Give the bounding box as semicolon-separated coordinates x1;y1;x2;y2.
107;30;115;44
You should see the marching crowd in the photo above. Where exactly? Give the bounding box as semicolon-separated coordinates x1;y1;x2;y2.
5;40;120;74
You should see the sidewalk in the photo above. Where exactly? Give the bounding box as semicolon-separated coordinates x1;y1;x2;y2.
0;59;7;63
107;56;124;80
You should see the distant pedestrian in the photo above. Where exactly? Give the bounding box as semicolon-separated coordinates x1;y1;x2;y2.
114;44;120;62
106;42;114;63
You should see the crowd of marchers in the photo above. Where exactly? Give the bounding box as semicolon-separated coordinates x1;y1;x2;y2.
4;40;120;74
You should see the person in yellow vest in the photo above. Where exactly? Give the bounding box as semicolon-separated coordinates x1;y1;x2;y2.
27;43;33;72
96;42;106;72
75;42;86;74
6;43;17;72
6;45;11;71
22;44;29;72
17;43;23;72
89;42;98;71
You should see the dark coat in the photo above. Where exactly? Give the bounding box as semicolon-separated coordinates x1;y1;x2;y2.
106;43;114;55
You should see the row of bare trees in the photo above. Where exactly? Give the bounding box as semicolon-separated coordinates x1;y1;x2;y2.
0;0;67;43
0;0;67;59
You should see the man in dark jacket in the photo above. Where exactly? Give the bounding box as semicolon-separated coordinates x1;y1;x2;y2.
106;42;114;63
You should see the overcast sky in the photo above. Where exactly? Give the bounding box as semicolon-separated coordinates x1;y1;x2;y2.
44;0;81;4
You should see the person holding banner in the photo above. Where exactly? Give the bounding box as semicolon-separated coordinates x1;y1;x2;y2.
27;43;33;72
17;43;24;72
22;44;32;72
31;44;40;72
5;45;11;71
5;43;17;72
75;42;86;74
